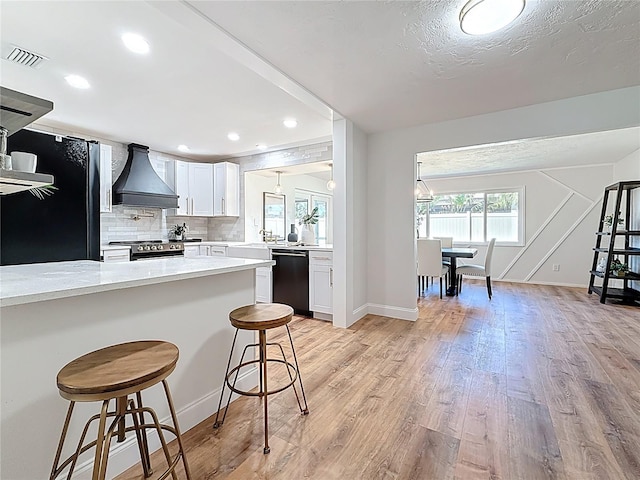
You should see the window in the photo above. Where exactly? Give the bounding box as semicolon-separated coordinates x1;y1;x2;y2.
295;190;332;243
417;188;523;245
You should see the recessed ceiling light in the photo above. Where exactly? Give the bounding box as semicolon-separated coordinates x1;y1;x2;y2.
122;33;150;54
227;132;240;141
460;0;525;35
64;74;90;89
177;144;190;152
256;144;267;150
283;118;298;128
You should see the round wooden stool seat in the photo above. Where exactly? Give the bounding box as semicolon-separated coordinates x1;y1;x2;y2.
57;341;178;401
50;340;191;480
229;303;293;331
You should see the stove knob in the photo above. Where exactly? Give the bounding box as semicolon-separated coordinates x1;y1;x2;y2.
151;245;157;250
169;244;174;249
158;245;164;250
144;246;151;251
138;246;144;251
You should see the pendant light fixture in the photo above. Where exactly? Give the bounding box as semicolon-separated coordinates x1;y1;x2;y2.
274;171;283;194
460;0;526;35
416;162;434;202
326;162;336;191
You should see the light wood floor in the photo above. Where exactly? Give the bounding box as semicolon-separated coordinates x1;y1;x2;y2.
116;280;640;480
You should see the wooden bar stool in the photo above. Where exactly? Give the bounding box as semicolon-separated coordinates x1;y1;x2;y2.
213;303;309;454
50;341;192;480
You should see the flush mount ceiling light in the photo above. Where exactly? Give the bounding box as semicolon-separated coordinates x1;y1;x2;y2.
326;163;336;191
283;118;298;128
460;0;525;35
177;144;190;152
416;162;434;202
64;74;90;89
274;171;283;194
122;33;150;54
227;132;240;141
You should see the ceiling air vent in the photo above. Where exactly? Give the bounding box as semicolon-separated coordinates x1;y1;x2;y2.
4;45;48;69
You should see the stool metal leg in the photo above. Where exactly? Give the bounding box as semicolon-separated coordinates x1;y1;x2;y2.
286;325;309;415
162;379;193;479
92;400;110;480
129;398;152;478
213;328;239;429
259;329;270;454
134;392;153;477
271;342;305;413
50;402;75;480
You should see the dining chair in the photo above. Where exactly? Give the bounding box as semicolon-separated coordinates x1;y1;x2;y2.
417;238;449;299
433;236;454;270
457;238;496;299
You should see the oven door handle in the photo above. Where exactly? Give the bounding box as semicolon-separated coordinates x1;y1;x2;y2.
272;252;307;257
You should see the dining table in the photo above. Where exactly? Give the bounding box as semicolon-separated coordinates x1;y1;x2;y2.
442;247;478;296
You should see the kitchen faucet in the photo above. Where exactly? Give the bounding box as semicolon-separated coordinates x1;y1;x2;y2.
259;229;276;243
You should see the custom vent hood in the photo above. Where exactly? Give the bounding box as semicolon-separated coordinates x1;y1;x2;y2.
113;143;178;209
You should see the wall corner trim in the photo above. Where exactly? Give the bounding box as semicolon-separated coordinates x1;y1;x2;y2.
366;303;418;322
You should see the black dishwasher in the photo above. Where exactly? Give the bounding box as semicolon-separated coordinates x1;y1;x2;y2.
272;249;311;316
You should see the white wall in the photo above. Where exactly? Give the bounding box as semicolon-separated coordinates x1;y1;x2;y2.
427;165;614;287
614;148;640;181
367;86;640;317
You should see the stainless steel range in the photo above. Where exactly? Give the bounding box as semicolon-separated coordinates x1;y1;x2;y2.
108;240;184;261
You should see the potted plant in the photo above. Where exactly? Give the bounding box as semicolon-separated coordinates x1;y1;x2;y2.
298;207;318;244
604;211;624;231
170;223;188;240
609;257;629;277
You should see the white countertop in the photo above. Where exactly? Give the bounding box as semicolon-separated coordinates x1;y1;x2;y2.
0;257;274;307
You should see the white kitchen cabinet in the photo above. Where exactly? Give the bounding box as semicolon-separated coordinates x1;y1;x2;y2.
101;248;130;263
170;160;214;216
183;244;200;258
255;267;272;303
213;162;239;217
309;251;333;315
99;144;112;213
200;245;227;256
227;245;271;303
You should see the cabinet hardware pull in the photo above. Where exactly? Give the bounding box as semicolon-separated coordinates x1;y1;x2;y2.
107;189;111;210
222;197;225;215
272;252;307;257
330;267;333;287
314;256;331;260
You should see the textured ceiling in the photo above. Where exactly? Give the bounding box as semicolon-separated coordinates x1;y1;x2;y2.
192;0;640;133
417;127;640;178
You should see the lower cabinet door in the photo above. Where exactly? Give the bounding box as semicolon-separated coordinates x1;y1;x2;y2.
255;267;272;303
309;264;332;314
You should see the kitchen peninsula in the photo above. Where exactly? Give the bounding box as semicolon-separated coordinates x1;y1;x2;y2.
0;256;272;479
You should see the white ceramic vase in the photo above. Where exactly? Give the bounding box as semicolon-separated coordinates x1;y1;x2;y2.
300;224;315;245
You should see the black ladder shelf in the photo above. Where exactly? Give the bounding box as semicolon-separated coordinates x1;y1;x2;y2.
588;180;640;305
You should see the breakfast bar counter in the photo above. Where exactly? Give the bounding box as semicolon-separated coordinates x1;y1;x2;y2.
0;257;269;479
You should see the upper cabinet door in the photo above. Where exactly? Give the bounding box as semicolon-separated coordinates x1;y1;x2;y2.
174;160;190;215
169;160;213;217
99;144;112;213
214;162;239;217
189;162;214;216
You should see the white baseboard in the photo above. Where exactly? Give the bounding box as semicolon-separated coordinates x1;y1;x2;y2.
313;311;333;322
366;303;418;321
71;367;258;479
495;277;588;288
350;304;369;326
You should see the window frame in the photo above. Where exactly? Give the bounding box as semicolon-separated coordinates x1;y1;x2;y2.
421;186;525;247
295;188;333;244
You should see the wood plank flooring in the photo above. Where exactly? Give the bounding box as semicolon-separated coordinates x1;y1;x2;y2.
115;281;640;480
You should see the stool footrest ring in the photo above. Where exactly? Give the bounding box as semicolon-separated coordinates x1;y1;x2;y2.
226;358;299;397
